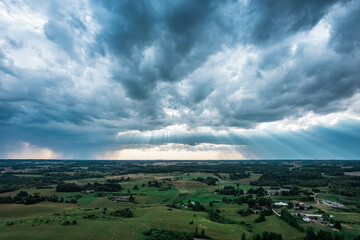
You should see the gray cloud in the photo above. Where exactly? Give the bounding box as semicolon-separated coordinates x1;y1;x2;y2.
245;0;342;45
91;0;237;100
1;0;360;158
329;0;360;53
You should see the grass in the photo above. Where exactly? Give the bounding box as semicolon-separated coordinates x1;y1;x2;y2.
1;172;358;240
134;206;250;240
64;177;107;185
0;202;77;218
215;204;305;239
13;174;44;178
0;218;144;240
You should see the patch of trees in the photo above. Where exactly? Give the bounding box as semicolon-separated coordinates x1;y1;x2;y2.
329;186;360;197
281;186;301;196
231;195;253;205
0;186;16;194
5;221;15;226
106;177;131;183
238;208;252;217
0;173;58;190
2;159;360;175
123;162;251;175
194;227;210;239
257;197;272;208
329;176;360;197
61;220;77;225
220;194;266;207
188;200;205;211
0;191;79;205
83;214;99;219
111;208;133;218
247;187;266;197
56;182;123;192
250;167;330;187
215;185;244;196
304;227;344;240
194;177;218;186
318;165;344;176
56;183;81;192
42;172;104;181
166;200;183;209
144;228;193;240
83;214;98;219
148;180;162;188
84;182;123;192
253;231;282;240
208;209;233;224
221;197;236;204
255;212;266;223
280;208;304;232
229;172;250;180
260;207;273;216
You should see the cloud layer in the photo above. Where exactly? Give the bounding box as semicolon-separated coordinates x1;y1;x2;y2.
1;0;360;159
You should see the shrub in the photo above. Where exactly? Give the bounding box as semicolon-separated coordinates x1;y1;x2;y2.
111;208;133;218
144;228;193;240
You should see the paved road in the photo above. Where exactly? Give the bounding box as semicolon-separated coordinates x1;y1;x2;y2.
272;208;281;217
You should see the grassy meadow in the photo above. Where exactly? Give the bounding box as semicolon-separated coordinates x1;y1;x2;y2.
1;160;360;240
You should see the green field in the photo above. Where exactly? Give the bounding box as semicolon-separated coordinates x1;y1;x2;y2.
1;160;360;240
0;172;301;240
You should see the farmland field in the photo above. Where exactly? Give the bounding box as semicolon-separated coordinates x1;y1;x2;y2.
1;160;360;239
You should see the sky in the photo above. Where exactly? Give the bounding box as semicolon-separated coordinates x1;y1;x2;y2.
1;0;360;160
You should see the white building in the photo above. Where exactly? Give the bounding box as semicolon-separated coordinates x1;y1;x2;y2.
273;202;288;206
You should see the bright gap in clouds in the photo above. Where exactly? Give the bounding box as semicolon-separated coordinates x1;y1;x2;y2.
98;143;248;160
6;142;62;159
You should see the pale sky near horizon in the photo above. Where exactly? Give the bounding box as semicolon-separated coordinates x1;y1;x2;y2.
1;0;360;160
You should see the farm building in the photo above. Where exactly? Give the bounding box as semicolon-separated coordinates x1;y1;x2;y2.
113;196;130;202
266;189;290;195
323;200;344;208
82;189;95;194
273;202;288;206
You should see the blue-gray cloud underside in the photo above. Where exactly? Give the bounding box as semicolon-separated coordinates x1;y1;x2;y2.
1;0;360;159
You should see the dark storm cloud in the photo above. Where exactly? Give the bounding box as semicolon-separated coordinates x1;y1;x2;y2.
1;0;360;158
245;0;341;45
91;0;236;99
216;0;360;128
238;54;360;123
329;1;360;53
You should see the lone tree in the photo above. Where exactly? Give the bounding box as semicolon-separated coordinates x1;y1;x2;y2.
334;221;342;230
129;195;135;202
200;229;205;238
241;232;246;240
194;227;199;236
304;227;317;240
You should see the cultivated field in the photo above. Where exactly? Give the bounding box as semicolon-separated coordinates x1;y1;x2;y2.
1;160;360;240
